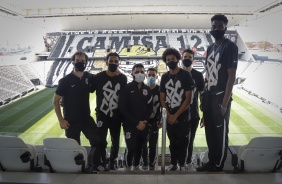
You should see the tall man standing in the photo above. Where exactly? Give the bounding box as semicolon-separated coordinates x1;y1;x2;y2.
197;14;238;172
160;48;194;171
181;49;205;170
90;52;127;171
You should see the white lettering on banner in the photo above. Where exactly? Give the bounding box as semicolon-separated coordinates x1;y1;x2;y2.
100;81;120;117
165;79;183;109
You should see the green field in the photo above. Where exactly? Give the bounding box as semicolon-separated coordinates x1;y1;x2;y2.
0;87;282;153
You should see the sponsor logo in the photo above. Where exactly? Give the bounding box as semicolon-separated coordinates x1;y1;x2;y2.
125;132;131;139
97;121;103;127
143;89;148;96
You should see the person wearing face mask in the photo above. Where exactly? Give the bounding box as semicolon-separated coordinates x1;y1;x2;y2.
160;48;195;171
181;49;205;171
89;52;127;171
119;63;153;171
197;14;238;172
53;51;100;173
141;67;161;171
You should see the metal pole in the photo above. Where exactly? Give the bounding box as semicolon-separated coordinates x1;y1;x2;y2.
161;107;167;174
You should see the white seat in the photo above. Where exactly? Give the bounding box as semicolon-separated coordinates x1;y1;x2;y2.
43;138;88;173
238;136;282;172
0;136;37;171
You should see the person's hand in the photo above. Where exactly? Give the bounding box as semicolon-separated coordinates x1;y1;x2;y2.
167;114;178;124
136;120;147;130
200;117;205;128
59;119;70;129
59;98;64;107
219;104;227;116
157;121;162;129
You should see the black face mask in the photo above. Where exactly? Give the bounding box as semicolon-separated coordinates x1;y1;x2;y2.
167;61;178;70
108;63;118;72
74;62;86;72
210;30;225;39
182;58;192;67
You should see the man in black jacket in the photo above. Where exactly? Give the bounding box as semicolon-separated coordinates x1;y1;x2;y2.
119;63;153;171
141;67;161;171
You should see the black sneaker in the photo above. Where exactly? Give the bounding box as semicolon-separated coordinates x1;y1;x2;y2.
108;164;117;170
85;166;98;174
196;162;213;172
166;164;179;171
208;165;223;172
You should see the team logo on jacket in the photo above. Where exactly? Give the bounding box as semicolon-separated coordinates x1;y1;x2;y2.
125;132;131;139
97;121;103;128
143;89;148;96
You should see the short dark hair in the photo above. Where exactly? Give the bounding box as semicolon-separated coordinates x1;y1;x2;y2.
211;14;228;25
182;49;195;57
71;51;88;62
162;48;181;63
132;63;144;72
106;52;120;61
147;67;158;73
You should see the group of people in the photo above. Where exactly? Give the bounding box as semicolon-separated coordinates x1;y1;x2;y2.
53;14;238;173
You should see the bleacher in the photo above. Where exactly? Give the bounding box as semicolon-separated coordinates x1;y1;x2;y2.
239;61;282;108
0;65;35;104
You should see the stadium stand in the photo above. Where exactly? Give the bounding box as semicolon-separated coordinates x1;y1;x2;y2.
0;65;35;104
240;61;282;109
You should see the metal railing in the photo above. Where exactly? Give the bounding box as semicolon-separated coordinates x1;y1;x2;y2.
161;107;167;174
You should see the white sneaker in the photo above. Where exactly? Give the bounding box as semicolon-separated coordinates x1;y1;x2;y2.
97;165;105;172
185;163;196;171
133;166;142;171
166;164;179;171
180;166;186;171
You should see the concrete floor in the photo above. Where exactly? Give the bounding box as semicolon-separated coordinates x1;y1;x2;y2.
1;170;282;184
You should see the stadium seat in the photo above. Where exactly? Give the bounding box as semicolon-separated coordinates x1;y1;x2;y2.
0;136;38;172
238;136;282;173
43;138;88;173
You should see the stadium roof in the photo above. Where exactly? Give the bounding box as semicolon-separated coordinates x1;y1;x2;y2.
1;0;282;30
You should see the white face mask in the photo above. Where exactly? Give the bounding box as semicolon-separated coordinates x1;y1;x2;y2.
134;73;145;83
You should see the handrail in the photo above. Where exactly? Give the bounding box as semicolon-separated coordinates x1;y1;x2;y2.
161;107;167;174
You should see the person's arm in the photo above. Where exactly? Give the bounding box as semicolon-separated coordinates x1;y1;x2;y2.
53;93;70;129
220;68;236;115
220;42;238;115
145;91;153;122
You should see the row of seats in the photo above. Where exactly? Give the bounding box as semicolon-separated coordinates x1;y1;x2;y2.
0;136;88;173
0;136;281;173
